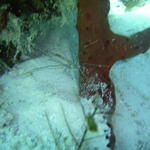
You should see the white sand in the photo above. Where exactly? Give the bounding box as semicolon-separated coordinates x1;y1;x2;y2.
109;0;150;150
0;27;111;150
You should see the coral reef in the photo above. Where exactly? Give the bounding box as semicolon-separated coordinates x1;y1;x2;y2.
0;0;78;74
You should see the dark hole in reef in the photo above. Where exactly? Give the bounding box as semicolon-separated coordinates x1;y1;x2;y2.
86;27;89;31
88;56;93;60
82;51;87;55
104;40;110;48
86;13;91;19
0;41;21;74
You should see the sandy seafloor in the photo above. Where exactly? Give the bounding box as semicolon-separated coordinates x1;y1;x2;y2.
0;0;150;150
109;0;150;150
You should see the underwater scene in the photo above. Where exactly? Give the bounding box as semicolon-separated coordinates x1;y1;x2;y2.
0;0;150;150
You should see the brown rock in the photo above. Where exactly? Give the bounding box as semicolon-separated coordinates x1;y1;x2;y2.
77;0;150;113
